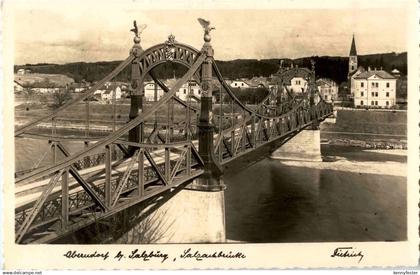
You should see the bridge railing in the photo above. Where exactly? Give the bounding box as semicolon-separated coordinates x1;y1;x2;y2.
14;52;207;244
210;60;333;164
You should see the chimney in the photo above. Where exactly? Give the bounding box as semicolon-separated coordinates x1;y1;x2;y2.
368;66;371;71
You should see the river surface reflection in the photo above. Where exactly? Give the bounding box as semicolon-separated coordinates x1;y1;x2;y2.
224;146;406;243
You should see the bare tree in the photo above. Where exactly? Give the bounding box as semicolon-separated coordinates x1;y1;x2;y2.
52;87;72;108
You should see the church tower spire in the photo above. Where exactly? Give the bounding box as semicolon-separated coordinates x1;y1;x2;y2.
348;34;358;77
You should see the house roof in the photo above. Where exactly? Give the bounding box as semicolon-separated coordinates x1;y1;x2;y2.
316;78;336;87
273;67;312;85
353;70;396;80
14;73;74;88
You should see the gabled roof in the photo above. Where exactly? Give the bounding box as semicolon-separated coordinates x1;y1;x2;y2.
316;78;336;87
273;67;311;85
353;70;396;80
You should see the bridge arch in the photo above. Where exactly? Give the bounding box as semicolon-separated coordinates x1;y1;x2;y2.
133;40;202;82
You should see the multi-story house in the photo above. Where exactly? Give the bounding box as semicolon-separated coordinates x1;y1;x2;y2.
353;69;397;108
316;78;338;103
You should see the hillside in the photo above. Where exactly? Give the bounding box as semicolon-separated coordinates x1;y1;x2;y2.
15;52;407;85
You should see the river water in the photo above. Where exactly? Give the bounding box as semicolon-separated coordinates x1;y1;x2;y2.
15;138;407;243
224;145;406;242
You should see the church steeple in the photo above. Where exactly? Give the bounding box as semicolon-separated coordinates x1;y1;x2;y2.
348;34;358;77
349;34;357;56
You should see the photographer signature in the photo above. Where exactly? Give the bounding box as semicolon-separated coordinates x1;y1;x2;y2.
331;247;364;263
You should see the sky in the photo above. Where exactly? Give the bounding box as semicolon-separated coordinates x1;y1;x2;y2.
8;0;410;65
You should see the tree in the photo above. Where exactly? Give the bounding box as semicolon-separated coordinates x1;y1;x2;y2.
52;88;72;108
23;88;35;107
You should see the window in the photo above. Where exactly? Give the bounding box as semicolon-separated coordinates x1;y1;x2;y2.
241;83;244;86
371;92;374;97
386;82;390;88
361;82;364;88
360;100;364;106
296;80;301;85
183;88;187;94
375;101;378;106
386;101;389;106
386;92;389;97
325;95;328;100
235;83;238;87
371;101;374;105
361;92;364;97
372;82;375;87
375;92;378;97
198;90;201;95
375;83;379;88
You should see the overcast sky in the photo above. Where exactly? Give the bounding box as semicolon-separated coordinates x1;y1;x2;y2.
10;0;409;65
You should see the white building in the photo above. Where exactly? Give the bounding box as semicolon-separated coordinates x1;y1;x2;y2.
144;81;164;101
286;76;308;93
316;78;338;103
230;80;250;89
100;82;123;103
177;80;201;101
143;79;202;102
353;69;397;108
349;67;366;97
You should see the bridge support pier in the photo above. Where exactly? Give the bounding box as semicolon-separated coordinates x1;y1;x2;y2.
114;179;226;244
271;128;322;161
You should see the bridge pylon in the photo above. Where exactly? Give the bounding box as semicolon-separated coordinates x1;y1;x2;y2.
128;21;145;154
190;19;224;192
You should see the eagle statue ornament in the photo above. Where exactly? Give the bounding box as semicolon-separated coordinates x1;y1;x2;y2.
197;18;215;42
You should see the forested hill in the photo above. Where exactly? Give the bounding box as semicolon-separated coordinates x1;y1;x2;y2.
15;52;407;85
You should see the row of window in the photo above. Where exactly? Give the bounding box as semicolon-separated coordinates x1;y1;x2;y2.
360;91;390;97
360;100;390;106
360;82;391;88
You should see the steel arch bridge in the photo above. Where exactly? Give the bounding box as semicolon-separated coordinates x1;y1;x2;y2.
14;20;333;244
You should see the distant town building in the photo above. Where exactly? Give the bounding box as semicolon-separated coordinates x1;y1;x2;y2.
16;68;32;75
229;77;270;90
177;80;201;101
14;73;74;93
230;80;250;89
316;78;338;103
279;66;311;94
143;79;202;102
353;68;397;108
70;82;90;93
100;83;122;103
144;81;164;101
391;68;401;78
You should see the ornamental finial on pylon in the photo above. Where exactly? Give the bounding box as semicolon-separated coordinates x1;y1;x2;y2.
130;20;147;45
197;18;215;43
130;20;146;56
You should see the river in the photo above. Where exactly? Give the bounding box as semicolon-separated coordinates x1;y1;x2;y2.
224;145;406;242
14;138;407;243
